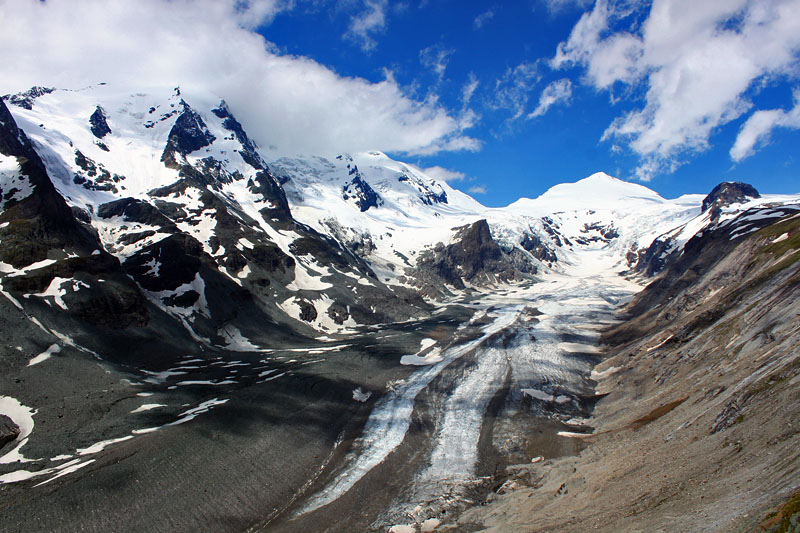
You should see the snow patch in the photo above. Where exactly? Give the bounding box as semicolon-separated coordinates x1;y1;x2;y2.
772;232;789;243
131;403;166;413
0;396;37;465
28;343;61;366
76;436;134;456
352;388;372;402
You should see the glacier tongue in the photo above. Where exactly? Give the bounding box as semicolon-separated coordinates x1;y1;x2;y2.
301;246;643;523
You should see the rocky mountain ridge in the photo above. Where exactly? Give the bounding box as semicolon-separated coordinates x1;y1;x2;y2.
1;83;799;532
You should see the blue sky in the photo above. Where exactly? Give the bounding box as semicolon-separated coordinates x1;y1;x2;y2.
261;0;800;205
2;0;799;207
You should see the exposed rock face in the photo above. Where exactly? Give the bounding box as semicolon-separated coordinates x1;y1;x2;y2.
0;99;149;329
211;101;266;170
89;106;112;138
342;166;382;212
97;197;177;230
3;86;55;110
248;169;293;223
398;172;448;205
161;101;216;167
702;181;760;213
520;233;557;263
73;149;123;193
411;219;535;296
0;414;20;450
631;182;762;276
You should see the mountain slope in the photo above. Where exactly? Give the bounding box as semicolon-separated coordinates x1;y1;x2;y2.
1;82;799;532
457;204;800;532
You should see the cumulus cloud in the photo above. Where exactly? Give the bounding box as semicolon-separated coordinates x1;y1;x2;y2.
421;165;467;183
529;78;573;118
731;89;800;161
343;0;388;52
232;0;292;29
473;8;495;29
490;62;540;121
468;185;487;194
554;0;800;180
0;0;477;158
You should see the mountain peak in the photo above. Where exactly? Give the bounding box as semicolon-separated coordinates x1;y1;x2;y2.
701;181;760;213
508;172;665;214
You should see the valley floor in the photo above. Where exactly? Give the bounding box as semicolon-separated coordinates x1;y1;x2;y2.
2;235;798;533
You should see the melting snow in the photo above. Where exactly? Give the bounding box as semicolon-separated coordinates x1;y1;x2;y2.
27;343;61;366
0;396;37;465
131;403;166;413
76;436;134;456
772;232;789;243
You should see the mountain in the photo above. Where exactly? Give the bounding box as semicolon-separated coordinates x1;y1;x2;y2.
458;197;800;533
0;83;798;532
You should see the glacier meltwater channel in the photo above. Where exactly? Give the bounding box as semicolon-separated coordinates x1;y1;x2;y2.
300;247;642;517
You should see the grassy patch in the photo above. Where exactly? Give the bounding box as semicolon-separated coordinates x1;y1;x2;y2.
760;488;800;532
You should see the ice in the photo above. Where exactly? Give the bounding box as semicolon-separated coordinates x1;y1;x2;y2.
27;343;61;366
301;304;520;514
352;388;372;402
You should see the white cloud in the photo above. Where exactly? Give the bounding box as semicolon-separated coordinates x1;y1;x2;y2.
543;0;593;14
420;45;454;83
468;185;487;194
462;73;479;107
490;63;540;120
0;0;478;158
343;0;388;52
731;89;800;161
529;78;573;118
473;8;495;29
421;165;466;183
554;0;800;179
232;0;292;29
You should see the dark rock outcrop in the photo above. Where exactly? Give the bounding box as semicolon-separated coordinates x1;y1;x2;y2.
398;173;448;205
211;101;266;170
89;106;112;138
248;169;293;223
97;197;176;229
0;415;20;450
702;182;760;214
161;101;216;167
411;219;534;295
3;86;55;110
521;233;558;263
342;166;382;212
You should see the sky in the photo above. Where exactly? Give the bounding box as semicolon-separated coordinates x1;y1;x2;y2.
1;0;799;206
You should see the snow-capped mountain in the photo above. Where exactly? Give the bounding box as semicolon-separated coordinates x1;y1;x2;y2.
2;83;800;531
2;83;799;345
